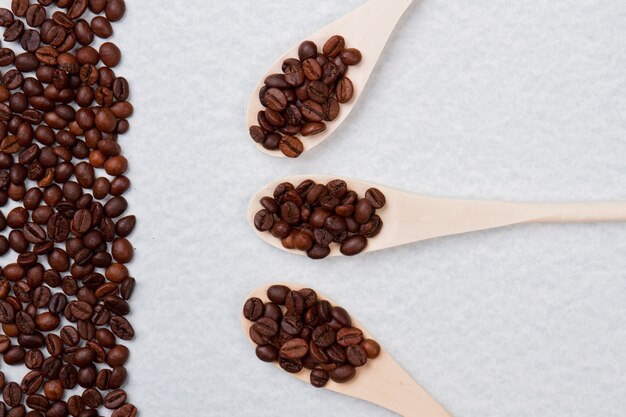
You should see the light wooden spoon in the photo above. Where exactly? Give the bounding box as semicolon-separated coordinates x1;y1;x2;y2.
248;175;626;257
247;0;414;157
242;282;452;417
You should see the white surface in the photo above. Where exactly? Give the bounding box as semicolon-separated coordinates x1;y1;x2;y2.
122;0;626;416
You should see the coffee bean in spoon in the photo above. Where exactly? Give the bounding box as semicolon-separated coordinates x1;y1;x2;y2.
244;284;381;388
249;35;361;158
253;180;385;259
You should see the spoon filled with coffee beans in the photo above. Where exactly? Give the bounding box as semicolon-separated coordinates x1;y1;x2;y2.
248;175;626;258
247;0;414;158
242;283;452;417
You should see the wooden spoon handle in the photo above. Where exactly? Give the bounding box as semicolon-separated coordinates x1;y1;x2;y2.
345;349;453;417
324;0;414;57
396;195;626;245
518;202;626;223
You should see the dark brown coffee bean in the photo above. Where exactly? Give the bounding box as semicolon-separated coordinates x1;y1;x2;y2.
360;339;381;359
336;77;354;103
323;35;345;57
298;40;317;61
279;357;302;374
280;314;303;336
105;0;126;22
310;368;329;387
279;135;303;158
26;5;46;27
300;100;324;122
253;317;278;338
254;209;274;232
267;284;289;304
3;382;22;407
109;316;134;340
365;188;386;209
302;58;322;81
330;363;356;383
243;298;264;321
263;88;287;112
0;8;15;27
279;338;308;359
312;324;336;348
255;344;278;363
340;48;362;65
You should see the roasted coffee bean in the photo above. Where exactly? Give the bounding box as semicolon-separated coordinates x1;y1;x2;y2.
264;88;287;112
360;339;381;359
253;317;278;338
365;188;386;209
255;345;278;363
340;234;367;256
335;77;354;103
340;48;362;65
278;135;303;158
298;40;317;61
267;284;289;304
323;35;345;57
312;324;336;348
330;364;356;383
253;209;274;232
279;338;308;359
279;357;302;374
243;298;264;321
310;368;329;388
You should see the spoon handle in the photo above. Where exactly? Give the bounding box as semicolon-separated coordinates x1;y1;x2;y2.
323;0;414;62
351;349;452;417
396;195;626;244
519;202;626;223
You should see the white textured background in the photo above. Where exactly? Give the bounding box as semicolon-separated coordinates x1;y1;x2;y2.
121;0;626;416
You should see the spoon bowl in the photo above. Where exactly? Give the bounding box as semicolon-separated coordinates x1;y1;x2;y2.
248;175;626;257
247;0;414;157
242;282;452;417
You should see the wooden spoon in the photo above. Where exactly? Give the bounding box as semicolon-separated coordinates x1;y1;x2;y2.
247;0;414;157
248;175;626;257
242;282;452;417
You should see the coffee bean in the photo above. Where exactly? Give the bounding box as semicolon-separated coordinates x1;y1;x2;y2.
340;234;367;256
330;364;356;383
243;298;264;321
255;344;278;363
360;339;381;359
336;77;354;103
310;368;329;388
340;48;362;65
298;40;317;61
365;188;386;209
302;58;322;81
337;327;364;347
278;135;303;158
264;88;287;112
312;324;336;348
267;284;289;304
253;317;279;338
280;338;308;359
279;357;303;374
280;314;303;336
300;100;324;122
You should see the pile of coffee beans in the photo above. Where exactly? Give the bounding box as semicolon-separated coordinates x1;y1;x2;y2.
249;35;362;158
244;285;381;388
0;0;137;416
254;179;385;259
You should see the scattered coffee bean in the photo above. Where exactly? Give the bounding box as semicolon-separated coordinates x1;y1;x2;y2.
254;180;386;258
250;36;361;157
0;1;135;414
244;285;380;387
